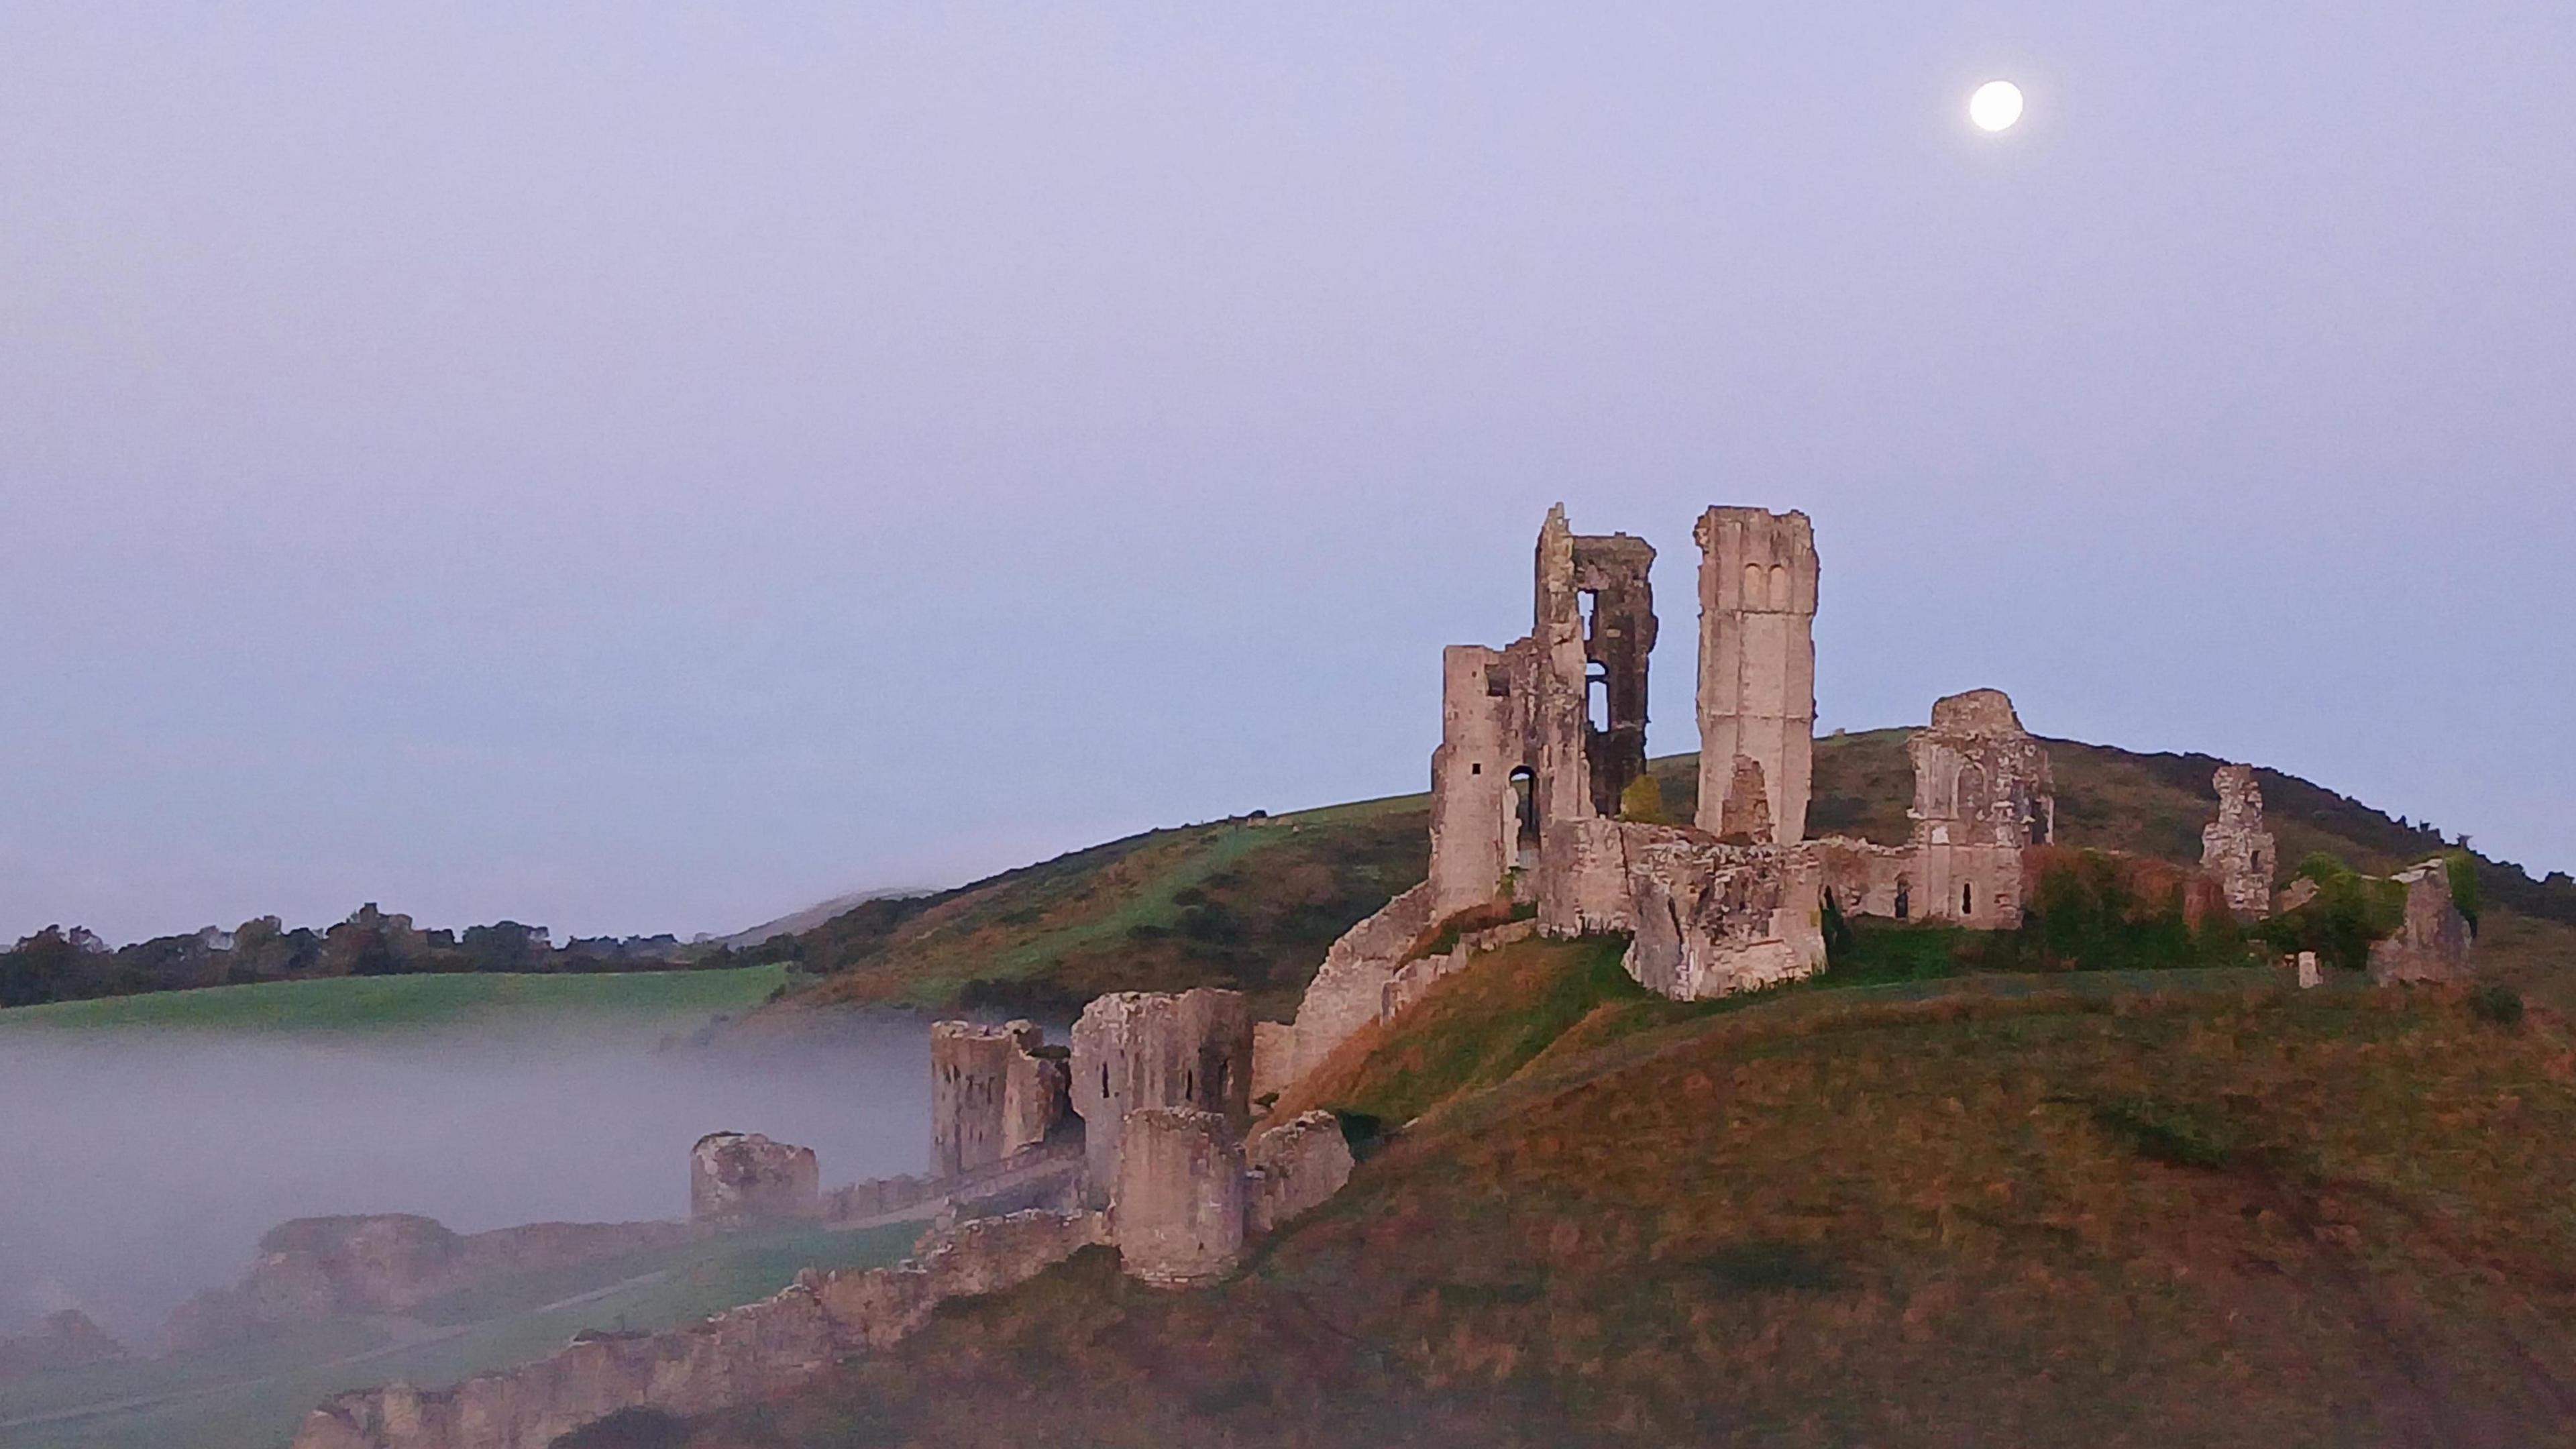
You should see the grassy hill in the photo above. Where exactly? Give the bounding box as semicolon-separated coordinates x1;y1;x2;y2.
759;731;2576;1022
688;937;2576;1448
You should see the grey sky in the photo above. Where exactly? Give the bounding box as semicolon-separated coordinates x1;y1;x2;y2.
4;3;2569;945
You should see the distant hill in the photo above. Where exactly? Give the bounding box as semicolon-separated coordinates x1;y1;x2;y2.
755;729;2576;1022
714;887;946;951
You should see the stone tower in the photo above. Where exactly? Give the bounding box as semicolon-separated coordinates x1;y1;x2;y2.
1694;508;1817;845
2200;765;2277;918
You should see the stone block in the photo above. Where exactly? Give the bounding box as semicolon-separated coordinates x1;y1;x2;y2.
1246;1111;1354;1234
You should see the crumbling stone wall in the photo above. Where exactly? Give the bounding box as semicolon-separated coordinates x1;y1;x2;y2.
2201;764;2277;918
1070;988;1252;1207
291;1211;1108;1449
1245;1110;1355;1235
1249;1021;1299;1105
1902;689;2053;928
1281;883;1436;1083
1381;918;1540;1020
820;1140;1085;1226
1112;1107;1246;1288
1818;837;1913;920
822;1173;932;1224
929;1020;1071;1177
689;1132;821;1226
2368;861;2474;984
1695;507;1817;846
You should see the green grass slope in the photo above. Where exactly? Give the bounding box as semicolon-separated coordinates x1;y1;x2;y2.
0;965;790;1034
779;797;1426;1020
760;731;2576;1022
691;941;2576;1449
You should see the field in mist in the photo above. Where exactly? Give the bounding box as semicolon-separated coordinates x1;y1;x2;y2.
0;975;938;1344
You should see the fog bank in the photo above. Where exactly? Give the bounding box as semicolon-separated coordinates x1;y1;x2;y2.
0;1018;934;1341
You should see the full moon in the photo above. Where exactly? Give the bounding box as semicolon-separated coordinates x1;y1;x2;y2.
1969;79;2025;132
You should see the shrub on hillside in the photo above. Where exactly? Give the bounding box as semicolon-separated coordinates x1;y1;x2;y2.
2447;852;2482;936
2252;855;2406;973
2468;983;2524;1028
2014;850;2251;973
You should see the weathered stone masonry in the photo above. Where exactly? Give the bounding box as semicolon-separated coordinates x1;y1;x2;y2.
2369;860;2473;985
1902;688;2054;928
1697;506;1817;847
2202;764;2276;919
1069;987;1252;1210
930;1019;1071;1178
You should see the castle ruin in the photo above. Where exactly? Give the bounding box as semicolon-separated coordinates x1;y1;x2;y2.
292;498;2461;1449
1270;502;2076;1086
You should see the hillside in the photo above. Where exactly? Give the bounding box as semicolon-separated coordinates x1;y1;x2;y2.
759;730;2576;1022
686;938;2576;1448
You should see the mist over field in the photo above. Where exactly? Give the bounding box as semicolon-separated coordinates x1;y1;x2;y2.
0;1018;936;1343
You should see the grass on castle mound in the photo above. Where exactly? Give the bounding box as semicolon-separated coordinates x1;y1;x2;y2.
761;730;2576;1024
692;940;2576;1448
0;965;790;1034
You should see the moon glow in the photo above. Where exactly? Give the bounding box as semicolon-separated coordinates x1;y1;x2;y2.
1969;80;2025;132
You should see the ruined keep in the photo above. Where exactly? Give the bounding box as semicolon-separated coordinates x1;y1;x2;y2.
1696;507;1818;846
1284;502;1835;1074
1424;508;1657;920
929;1020;1072;1178
1069;987;1253;1208
1902;689;2055;927
2201;764;2277;918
